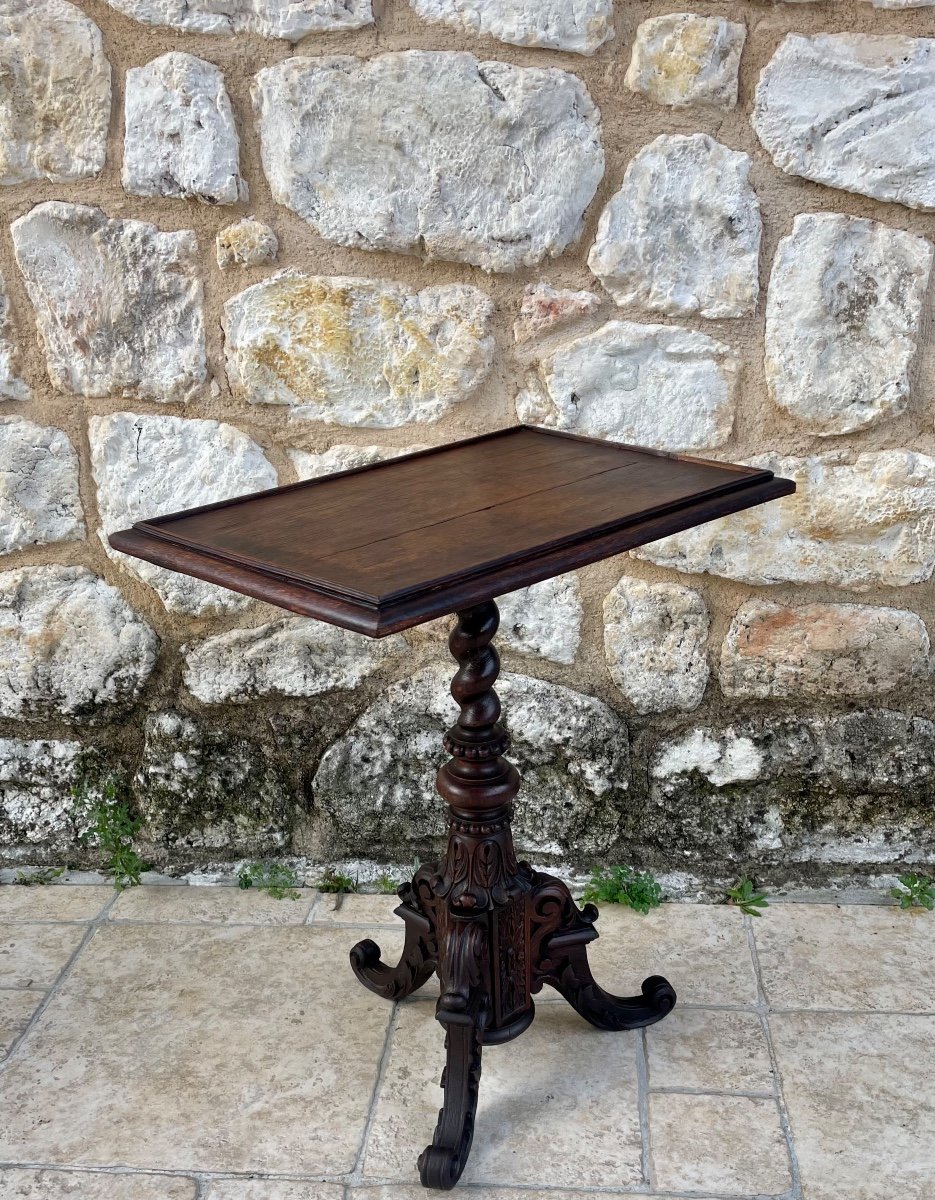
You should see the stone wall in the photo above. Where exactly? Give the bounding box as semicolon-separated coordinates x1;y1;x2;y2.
2;0;935;890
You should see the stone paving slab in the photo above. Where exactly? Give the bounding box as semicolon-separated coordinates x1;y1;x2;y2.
0;989;41;1055
754;903;935;1012
0;1172;197;1198
310;893;400;925
0;922;86;989
0;887;931;1200
204;1184;343;1199
109;884;316;925
0;886;112;923
645;1007;774;1093
648;1092;791;1194
0;923;397;1175
771;1012;935;1200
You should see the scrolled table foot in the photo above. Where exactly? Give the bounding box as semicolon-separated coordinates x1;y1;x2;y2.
529;871;677;1031
549;947;676;1031
349;895;437;1002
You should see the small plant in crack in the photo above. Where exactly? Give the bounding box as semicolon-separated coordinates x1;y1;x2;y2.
76;774;149;890
725;876;769;916
890;872;935;912
373;872;400;895
14;866;66;886
315;868;358;895
238;861;302;901
582;865;663;914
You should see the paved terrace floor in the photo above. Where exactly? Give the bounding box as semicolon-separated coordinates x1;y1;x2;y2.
0;885;932;1200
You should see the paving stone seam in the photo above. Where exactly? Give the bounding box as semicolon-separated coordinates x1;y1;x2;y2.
351;998;404;1185
744;916;804;1200
647;1085;775;1099
635;1027;653;1188
0;890;121;1070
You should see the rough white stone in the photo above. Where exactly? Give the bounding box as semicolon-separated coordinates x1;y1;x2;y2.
216;218;278;270
625;14;746;109
498;574;582;665
0;0;111;184
516;320;737;451
753;34;935;211
0;418;84;554
719;600;931;701
289;443;429;481
652;728;764;786
603;576;710;714
513;282;601;346
253;52;604;273
224;271;494;427
765;213;932;436
0;565;158;720
408;0;614;56
11;203;206;403
103;0;372;38
313;666;629;857
635;450;935;590
183;618;405;704
0;272;28;401
0;737;84;848
588;134;761;319
89;412;277;615
123;53;245;205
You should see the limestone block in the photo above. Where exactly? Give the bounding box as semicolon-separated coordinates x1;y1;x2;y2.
753;34;935;211
123;53;245;205
103;0;373;38
498;574;582;665
312;666;629;858
224;272;494;427
0;565;158;720
0;0;110;184
625;14;746;109
513;282;601;345
252;52;604;272
720;600;931;701
289;443;429;480
11;203;206;403
648;711;935;866
216;218;278;269
183;618;405;704
89;412;277;615
0;737;84;849
136;712;292;855
634;451;935;590
516;320;737;451
765;213;932;435
603;576;710;714
408;0;614;55
0;418;84;554
0;271;28;401
588;134;761;318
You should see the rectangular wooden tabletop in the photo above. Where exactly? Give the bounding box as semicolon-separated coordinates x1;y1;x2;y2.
109;426;795;636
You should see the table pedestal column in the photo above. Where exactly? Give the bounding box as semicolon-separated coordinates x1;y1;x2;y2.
350;600;676;1190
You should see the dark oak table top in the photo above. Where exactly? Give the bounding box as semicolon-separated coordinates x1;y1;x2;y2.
110;426;795;637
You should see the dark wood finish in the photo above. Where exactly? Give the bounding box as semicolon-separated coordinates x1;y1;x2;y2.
350;602;676;1190
109;426;795;637
110;426;794;1191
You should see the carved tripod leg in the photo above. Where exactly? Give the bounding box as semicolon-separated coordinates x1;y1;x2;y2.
530;873;676;1031
350;881;438;1002
418;921;487;1191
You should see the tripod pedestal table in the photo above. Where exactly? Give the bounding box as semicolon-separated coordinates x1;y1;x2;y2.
110;425;794;1190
